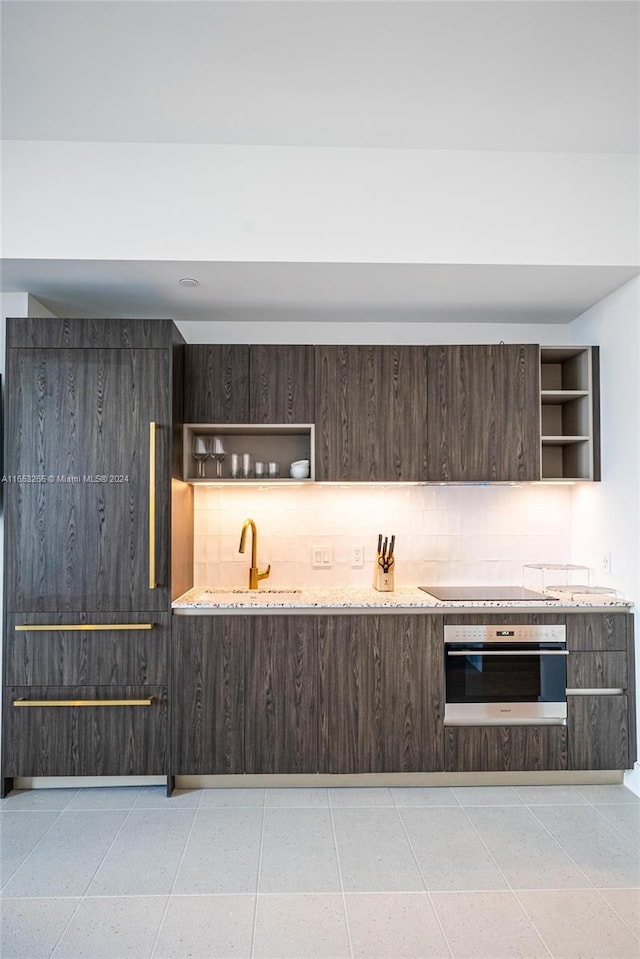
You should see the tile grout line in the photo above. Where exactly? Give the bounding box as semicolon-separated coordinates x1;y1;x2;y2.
391;791;455;959
249;789;268;959
525;800;607;891
591;802;640;848
544;800;640;946
328;787;356;959
0;790;81;894
458;801;555;959
524;791;640;933
148;788;205;959
49;796;142;959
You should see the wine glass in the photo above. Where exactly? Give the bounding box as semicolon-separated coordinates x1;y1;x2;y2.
211;435;227;478
192;434;210;478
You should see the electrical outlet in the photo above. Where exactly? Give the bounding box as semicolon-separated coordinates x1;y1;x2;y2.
601;550;612;574
351;545;364;568
312;546;333;569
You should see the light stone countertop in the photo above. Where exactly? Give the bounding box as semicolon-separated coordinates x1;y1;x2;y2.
172;585;633;614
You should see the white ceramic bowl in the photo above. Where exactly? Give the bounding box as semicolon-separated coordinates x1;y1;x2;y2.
290;459;310;468
289;462;310;479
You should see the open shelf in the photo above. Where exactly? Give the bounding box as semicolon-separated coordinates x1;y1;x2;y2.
539;347;599;481
183;424;315;483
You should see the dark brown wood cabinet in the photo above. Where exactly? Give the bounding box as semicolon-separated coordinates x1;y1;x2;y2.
315;346;429;481
5;343;171;612
444;726;568;772
4;685;168;777
173;614;316;776
566;613;635;770
567;613;628;651
184;344;313;425
318;614;443;773
183;344;250;423
568;696;631;770
426;344;540;481
249;345;315;423
2;318;181;796
168;610;634;781
171;616;245;775
5;612;170;687
245;616;318;774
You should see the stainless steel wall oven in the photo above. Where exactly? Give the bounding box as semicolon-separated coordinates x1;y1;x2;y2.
444;624;568;726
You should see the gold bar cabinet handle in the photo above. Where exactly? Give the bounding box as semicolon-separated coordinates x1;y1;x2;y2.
13;698;154;708
15;624;153;632
149;420;157;590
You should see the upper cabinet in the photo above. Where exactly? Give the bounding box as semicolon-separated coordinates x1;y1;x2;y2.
426;344;541;482
249;345;315;423
183;345;249;423
540;346;600;481
5;319;176;612
182;341;601;484
184;344;314;424
315;346;428;481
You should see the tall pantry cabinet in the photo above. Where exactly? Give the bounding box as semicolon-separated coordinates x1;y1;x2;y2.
1;318;186;796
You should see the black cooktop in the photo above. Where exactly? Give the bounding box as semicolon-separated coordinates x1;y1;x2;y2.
418;586;557;602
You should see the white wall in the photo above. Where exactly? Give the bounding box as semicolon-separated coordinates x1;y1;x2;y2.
569;275;640;778
3;141;637;267
569;277;639;603
177;319;568;346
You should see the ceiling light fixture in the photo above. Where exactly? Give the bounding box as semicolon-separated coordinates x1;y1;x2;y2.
178;277;199;288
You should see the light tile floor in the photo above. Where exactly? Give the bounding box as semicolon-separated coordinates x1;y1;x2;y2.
1;784;640;958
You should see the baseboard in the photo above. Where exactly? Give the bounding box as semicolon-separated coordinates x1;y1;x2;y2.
14;775;166;790
176;770;625;789
10;769;631;791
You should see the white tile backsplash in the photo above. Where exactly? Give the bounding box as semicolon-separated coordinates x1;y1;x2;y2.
192;484;575;588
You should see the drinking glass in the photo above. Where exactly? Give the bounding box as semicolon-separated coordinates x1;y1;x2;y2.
211;435;227;478
192;434;210;478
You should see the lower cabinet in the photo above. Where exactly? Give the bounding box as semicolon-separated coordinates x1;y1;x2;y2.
4;686;168;776
2;613;169;791
568;696;631;770
444;726;568;772
246;616;318;774
169;610;635;779
318;614;444;774
171;616;245;775
171;612;444;776
566;613;636;770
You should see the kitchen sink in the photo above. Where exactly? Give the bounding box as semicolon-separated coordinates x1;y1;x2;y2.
202;587;302;595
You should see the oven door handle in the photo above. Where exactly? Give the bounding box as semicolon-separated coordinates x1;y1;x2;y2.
446;649;569;656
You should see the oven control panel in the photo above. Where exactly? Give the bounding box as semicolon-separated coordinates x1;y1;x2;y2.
444;625;566;644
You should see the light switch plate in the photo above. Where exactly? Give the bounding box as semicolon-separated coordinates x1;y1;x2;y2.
312;546;332;568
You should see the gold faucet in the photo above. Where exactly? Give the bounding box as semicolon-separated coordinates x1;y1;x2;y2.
238;518;271;589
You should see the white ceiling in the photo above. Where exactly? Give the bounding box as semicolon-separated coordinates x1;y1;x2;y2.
1;1;639;325
2;259;638;324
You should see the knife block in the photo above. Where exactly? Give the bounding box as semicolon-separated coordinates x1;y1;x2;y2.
374;558;395;592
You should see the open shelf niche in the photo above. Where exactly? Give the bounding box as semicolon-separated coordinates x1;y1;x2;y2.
540;347;600;481
183;423;315;483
